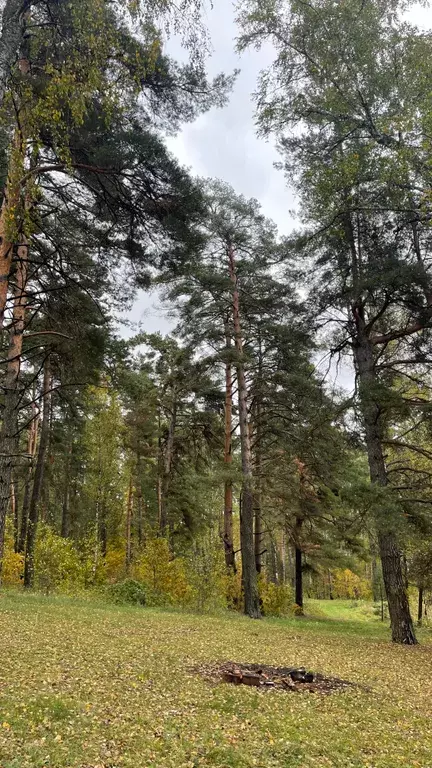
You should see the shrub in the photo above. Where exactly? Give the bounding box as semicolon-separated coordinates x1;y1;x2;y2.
133;538;191;606
332;568;372;600
107;579;146;606
105;548;127;583
34;524;83;594
291;603;305;616
186;536;229;613
2;549;24;586
259;577;293;617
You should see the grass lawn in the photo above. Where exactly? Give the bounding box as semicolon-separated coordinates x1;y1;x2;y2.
0;593;431;768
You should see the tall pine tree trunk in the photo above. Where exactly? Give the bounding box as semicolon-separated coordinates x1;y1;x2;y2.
60;433;74;538
353;328;416;644
418;587;423;626
18;404;38;553
125;475;133;574
136;455;144;548
227;242;260;618
24;356;51;588
0;235;29;575
0;54;30;326
160;400;176;533
10;476;18;551
253;391;263;575
223;320;235;571
0;0;28;116
294;518;303;609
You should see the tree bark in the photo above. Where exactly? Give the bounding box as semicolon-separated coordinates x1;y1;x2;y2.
125;475;133;574
418;586;423;626
253;376;263;575
295;545;303;608
24;356;52;588
223;320;235;571
0;234;29;575
227;242;260;618
18;404;38;553
60;438;73;538
353;325;417;644
0;0;28;113
160;399;176;533
10;475;18;551
136;455;144;548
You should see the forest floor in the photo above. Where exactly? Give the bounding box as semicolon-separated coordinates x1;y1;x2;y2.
0;593;431;768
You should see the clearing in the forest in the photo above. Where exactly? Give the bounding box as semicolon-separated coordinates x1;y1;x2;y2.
0;593;431;768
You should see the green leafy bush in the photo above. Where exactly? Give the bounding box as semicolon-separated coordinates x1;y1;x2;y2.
35;524;83;594
107;579;147;606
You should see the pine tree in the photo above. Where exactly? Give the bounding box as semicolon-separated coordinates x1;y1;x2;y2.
237;0;432;643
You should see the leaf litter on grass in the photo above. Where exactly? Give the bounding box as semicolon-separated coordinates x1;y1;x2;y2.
0;594;432;768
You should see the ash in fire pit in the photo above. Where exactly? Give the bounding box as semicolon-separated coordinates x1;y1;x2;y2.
197;662;354;694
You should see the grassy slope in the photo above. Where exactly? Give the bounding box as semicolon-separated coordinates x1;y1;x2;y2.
0;593;431;768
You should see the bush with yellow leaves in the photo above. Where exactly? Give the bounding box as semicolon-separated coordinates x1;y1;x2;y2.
133;538;191;606
332;568;372;600
258;576;293;617
105;547;127;583
2;548;24;586
35;524;84;594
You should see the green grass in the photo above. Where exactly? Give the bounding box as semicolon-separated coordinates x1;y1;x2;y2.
0;592;431;767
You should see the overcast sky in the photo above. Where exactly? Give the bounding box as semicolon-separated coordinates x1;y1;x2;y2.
126;0;431;337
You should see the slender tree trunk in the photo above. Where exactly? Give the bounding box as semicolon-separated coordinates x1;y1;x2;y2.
0;114;28;327
279;531;286;584
18;402;38;553
294;513;304;609
369;535;380;602
227;242;260;618
418;586;423;626
223;320;235;571
24;357;51;588
61;474;70;539
160;399;176;533
253;385;263;575
100;508;107;559
136;455;144;548
268;538;278;584
10;476;18;551
0;234;29;575
353;329;417;644
295;545;303;608
328;569;334;600
0;0;28;116
60;436;72;538
125;475;133;574
0;194;14;327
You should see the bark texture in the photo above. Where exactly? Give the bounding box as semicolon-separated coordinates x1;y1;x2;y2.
125;475;133;573
160;399;177;533
0;236;29;573
418;587;423;626
223;322;235;571
353;323;417;644
227;242;260;618
0;0;28;110
24;357;51;588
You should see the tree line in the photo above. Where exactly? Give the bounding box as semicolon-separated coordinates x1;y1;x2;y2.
1;0;432;644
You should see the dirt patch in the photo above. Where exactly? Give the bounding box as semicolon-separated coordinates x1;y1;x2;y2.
196;661;355;694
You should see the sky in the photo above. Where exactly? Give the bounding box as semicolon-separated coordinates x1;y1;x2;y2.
126;0;431;337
